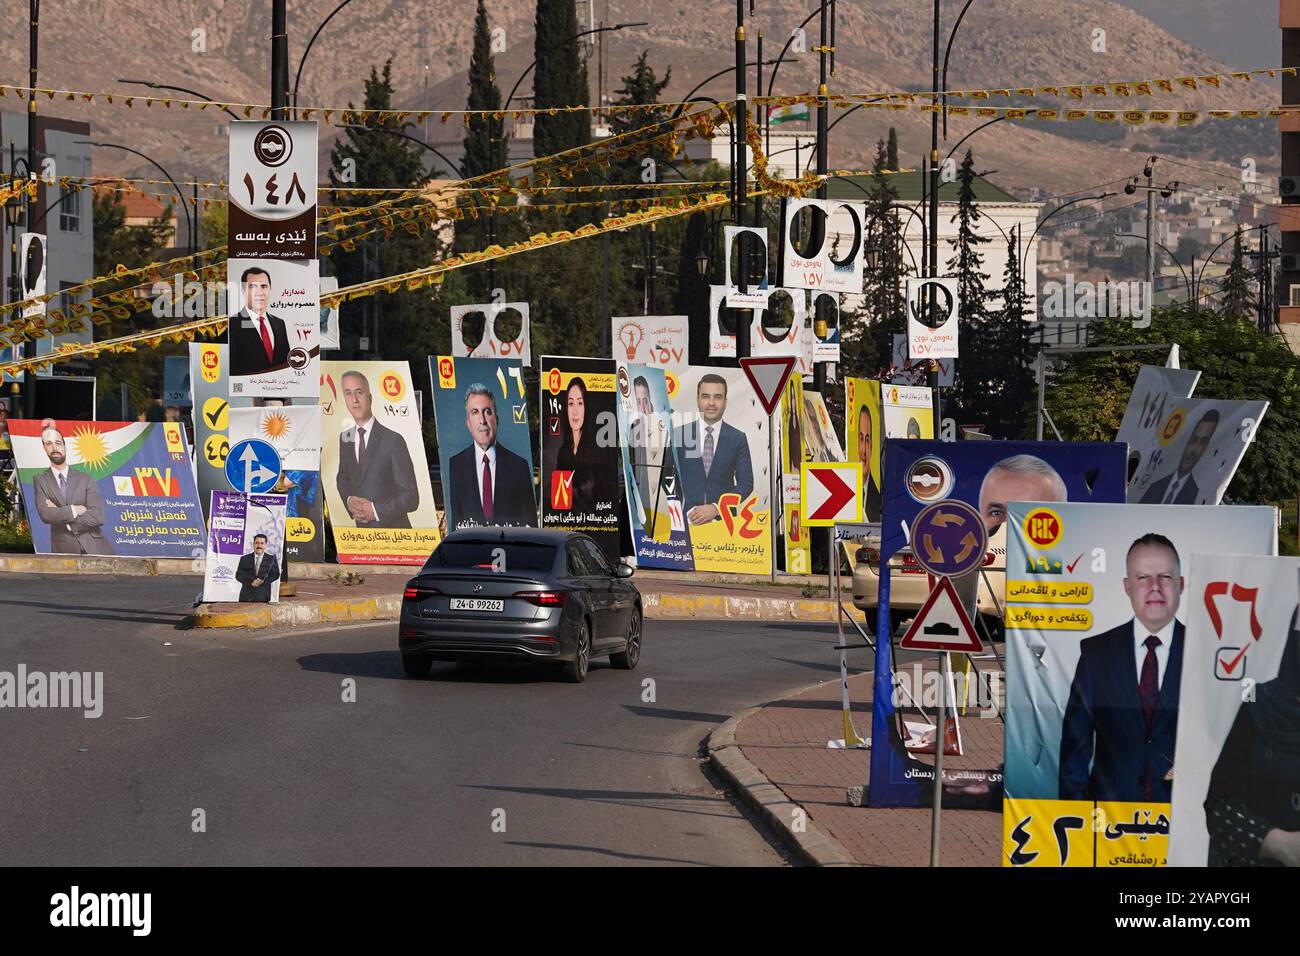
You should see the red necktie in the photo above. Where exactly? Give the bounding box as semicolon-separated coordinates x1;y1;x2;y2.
258;315;274;363
1139;635;1161;727
481;453;494;521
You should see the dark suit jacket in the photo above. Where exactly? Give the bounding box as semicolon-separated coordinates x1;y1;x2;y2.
32;468;112;555
1059;619;1185;802
672;418;753;513
235;551;280;603
336;420;419;528
229;309;291;378
1139;471;1200;505
448;441;536;527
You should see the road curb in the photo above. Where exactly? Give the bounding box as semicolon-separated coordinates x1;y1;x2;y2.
187;591;860;629
706;701;858;867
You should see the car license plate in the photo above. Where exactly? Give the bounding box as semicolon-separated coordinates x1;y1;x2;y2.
450;598;504;613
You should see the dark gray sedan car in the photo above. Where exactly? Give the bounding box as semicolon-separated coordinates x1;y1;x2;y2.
398;528;642;683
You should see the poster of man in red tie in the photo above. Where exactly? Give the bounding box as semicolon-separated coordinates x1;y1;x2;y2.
319;361;441;564
227;258;320;399
430;356;537;531
1001;502;1277;867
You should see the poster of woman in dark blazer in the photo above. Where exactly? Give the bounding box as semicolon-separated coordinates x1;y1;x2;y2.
540;357;621;563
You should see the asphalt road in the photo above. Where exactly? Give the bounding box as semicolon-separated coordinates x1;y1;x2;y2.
0;573;857;866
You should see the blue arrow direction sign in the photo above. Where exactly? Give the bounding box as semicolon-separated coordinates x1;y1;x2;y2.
910;499;987;578
225;439;282;494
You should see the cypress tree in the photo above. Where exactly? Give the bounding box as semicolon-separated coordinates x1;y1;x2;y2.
462;0;507;179
886;127;899;171
329;61;447;364
945;149;992;423
533;0;591;159
1220;227;1256;322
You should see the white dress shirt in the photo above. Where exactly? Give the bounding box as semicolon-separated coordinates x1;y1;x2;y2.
1162;472;1190;503
1133;617;1177;690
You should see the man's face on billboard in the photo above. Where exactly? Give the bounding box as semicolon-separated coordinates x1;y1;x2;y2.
635;383;653;418
697;380;727;425
342;375;372;423
857;408;872;463
466;392;498;449
1124;543;1182;633
253;535;267;556
42;430;66;465
1178;419;1216;476
243;271;272;314
978;467;1065;534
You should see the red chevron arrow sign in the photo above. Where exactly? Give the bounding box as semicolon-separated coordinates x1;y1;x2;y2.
801;461;862;527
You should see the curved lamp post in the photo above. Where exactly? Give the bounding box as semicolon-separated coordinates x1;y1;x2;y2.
76;140;193;256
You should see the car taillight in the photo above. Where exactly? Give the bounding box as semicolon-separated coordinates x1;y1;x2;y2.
856;547;881;565
403;586;440;600
514;590;565;607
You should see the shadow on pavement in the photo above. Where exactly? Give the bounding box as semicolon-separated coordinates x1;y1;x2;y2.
622;704;730;723
296;651;571;684
504;841;710;865
0;597;189;628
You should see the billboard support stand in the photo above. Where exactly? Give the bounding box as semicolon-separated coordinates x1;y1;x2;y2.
929;650;949;866
828;525;868;749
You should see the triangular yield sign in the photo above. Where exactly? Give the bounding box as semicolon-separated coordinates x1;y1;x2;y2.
899;576;983;654
739;355;797;417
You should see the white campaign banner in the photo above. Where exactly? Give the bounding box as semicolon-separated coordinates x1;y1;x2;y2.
1170;554;1299;866
708;286;814;376
1124;397;1268;505
201;491;288;604
450;301;531;365
228;121;318;260
780;198;866;294
611;315;688;368
226;258;320;399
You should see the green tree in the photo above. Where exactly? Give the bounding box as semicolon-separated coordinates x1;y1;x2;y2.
886;126;899;171
945;149;993;423
849;140;905;379
1046;304;1300;502
532;0;591;160
328;60;448;368
90;189;179;417
982;226;1035;438
1219;228;1255;322
608;51;672;186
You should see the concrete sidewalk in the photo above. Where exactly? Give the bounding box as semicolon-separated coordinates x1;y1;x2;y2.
708;663;1004;866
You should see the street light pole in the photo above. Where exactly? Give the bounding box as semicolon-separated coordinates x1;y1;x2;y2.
926;0;942;439
23;0;39;417
812;1;832;393
734;0;750;360
271;0;288;120
77;142;193;258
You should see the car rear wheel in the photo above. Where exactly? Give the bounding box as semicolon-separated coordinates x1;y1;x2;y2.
401;652;432;678
561;620;591;683
610;607;642;670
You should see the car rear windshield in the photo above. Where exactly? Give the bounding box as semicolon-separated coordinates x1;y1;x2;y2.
426;540;557;572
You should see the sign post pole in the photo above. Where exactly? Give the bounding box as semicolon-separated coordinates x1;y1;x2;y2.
930;649;946;866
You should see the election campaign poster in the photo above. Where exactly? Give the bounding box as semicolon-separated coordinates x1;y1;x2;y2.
868;440;1130;810
708;286;815;377
799;388;843;463
319;275;339;350
881;384;935;442
847;378;938;524
611;315;688;369
228;121;318;260
890;333;953;388
430;356;537;532
202;490;288;603
1115;364;1200;482
1169;554;1300;867
539;357;621;563
616;363;692;571
9;419;204;558
188;343;253;522
229;405;324;562
1123;394;1266;506
451;301;531;365
780;373;810;573
1002;502;1277;867
669;365;772;575
227;258;320;399
320;361;440;564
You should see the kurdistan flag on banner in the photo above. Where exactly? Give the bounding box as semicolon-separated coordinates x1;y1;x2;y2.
8;420;153;482
768;103;811;125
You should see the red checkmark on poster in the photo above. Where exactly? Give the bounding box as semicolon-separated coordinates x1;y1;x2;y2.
1066;553;1083;573
1220;645;1250;676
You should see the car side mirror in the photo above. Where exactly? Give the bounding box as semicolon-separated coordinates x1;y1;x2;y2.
615;563;635;579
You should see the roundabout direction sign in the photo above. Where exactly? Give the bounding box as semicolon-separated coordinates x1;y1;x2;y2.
909;499;987;579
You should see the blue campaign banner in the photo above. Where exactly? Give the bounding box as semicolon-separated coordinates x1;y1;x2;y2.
615;363;694;571
10;419;205;558
429;356;538;532
869;439;1129;809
